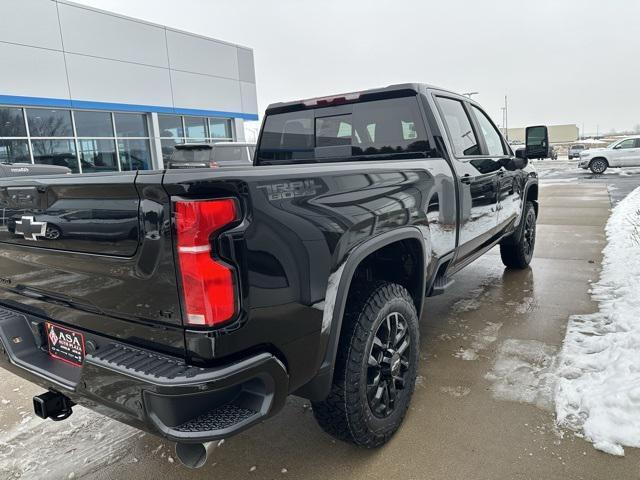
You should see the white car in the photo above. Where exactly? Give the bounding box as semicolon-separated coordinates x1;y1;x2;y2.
578;136;640;173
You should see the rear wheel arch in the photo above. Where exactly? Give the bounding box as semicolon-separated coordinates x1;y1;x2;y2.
298;228;429;400
345;237;426;316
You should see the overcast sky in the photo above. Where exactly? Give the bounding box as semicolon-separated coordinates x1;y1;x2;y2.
76;0;640;135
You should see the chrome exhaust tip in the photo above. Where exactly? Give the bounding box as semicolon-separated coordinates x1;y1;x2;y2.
175;442;216;469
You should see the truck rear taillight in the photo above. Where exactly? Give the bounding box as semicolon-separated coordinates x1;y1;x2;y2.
175;199;238;327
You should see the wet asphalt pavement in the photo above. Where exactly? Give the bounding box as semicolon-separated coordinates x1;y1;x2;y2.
1;161;639;479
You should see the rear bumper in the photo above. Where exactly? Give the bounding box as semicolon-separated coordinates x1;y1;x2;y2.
0;305;289;443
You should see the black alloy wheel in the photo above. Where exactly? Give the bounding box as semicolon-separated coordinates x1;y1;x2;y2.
367;311;411;418
521;208;536;261
499;201;537;269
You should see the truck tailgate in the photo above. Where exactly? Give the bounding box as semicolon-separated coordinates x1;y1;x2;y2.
0;171;185;356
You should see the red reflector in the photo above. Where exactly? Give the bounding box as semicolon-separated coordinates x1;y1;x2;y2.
175;199;238;327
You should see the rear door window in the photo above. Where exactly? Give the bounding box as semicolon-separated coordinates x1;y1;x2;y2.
257;96;430;163
258;111;314;162
435;97;481;157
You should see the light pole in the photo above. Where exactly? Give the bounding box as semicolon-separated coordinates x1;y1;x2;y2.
462;92;479;99
501;95;508;141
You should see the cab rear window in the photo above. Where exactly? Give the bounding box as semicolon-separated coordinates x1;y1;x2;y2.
257;97;431;164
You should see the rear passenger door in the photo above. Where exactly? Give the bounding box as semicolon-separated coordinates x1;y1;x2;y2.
468;105;523;233
435;96;500;264
632;139;640;166
624;139;640;167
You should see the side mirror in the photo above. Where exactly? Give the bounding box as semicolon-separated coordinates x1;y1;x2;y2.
506;152;528;170
525;125;550;159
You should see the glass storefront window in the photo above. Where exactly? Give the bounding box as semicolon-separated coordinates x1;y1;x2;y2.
0;139;30;163
157;116;235;156
1;107;237;172
0;107;27;137
114;113;148;137
26;108;74;137
31;139;79;173
209;118;232;139
184;116;207;139
161;138;181;163
78;139;118;172
118;139;151;171
158;115;183;139
75;111;114;137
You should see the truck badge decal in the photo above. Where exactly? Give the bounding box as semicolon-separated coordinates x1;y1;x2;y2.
257;180;321;201
14;216;47;241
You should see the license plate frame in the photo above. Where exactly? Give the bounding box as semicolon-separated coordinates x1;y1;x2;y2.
45;322;85;367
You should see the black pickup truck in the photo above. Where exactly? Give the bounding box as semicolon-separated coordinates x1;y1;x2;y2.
0;84;541;468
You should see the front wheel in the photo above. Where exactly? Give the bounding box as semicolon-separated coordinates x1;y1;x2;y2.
312;282;419;448
500;201;536;269
44;224;61;240
589;158;608;174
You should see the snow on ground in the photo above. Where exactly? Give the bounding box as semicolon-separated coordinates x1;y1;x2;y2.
555;186;640;456
454;321;502;361
0;406;142;479
607;167;640;176
485;339;557;411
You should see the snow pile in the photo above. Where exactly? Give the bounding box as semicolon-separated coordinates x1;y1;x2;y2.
555;186;640;456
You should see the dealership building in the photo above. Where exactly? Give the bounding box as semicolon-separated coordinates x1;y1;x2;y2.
502;124;579;144
0;0;258;173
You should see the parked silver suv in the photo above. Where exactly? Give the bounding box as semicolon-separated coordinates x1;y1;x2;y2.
568;144;586;159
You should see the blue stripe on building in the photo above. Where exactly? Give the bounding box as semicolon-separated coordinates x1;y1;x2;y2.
0;94;259;121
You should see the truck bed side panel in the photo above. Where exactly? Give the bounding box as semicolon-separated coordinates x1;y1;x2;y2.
164;159;456;388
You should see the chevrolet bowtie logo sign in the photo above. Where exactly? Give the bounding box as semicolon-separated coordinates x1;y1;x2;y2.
15;216;47;241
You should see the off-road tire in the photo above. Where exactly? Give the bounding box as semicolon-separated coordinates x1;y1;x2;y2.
311;282;419;447
500;201;536;269
589;158;608;174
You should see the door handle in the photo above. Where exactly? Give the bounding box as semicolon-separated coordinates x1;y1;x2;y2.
460;175;472;184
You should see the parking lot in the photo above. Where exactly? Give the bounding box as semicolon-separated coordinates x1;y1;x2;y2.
2;163;639;479
534;158;640;203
